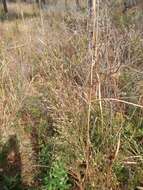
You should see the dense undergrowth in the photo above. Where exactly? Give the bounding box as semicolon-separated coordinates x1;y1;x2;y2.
0;0;143;189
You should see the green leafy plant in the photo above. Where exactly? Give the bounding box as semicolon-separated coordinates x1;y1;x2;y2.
42;161;71;190
2;175;22;190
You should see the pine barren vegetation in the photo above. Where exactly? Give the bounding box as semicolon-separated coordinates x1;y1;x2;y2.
0;0;143;189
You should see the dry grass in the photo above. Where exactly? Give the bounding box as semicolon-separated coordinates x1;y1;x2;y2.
0;0;143;189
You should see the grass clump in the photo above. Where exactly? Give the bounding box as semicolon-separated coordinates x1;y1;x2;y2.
0;1;143;189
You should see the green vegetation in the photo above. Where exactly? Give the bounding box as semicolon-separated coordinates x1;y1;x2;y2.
42;161;71;190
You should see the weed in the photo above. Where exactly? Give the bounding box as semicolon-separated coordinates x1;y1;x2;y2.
42;161;71;190
1;174;22;190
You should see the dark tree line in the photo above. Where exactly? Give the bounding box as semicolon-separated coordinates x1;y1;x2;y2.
1;0;143;14
1;0;82;14
2;0;8;13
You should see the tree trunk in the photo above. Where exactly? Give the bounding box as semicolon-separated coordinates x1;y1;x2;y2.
2;0;8;13
87;0;93;49
76;0;81;10
88;0;93;18
36;0;46;9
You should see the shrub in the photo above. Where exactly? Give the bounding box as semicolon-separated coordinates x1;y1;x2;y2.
42;161;71;190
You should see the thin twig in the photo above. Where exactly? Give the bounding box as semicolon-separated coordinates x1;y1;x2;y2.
94;98;143;109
